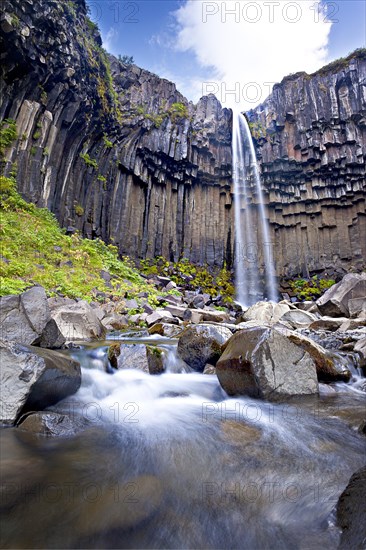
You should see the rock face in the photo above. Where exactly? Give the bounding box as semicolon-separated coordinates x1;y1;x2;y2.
0;341;81;425
0;286;52;345
0;0;232;267
336;466;366;549
248;50;366;278
316;273;366;317
49;299;105;340
216;326;319;398
177;324;232;372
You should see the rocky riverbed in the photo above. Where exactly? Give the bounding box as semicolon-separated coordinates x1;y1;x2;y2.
1;272;365;547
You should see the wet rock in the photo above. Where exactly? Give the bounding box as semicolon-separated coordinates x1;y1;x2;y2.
220;420;262;447
146;345;165;374
177;324;234;372
17;411;90;437
216;326;319;398
76;475;163;536
243;301;290;325
0;286;51;345
316;273;366;317
38;319;65;349
148;323;183;338
203;364;216;375
277;328;351;382
354;337;366;368
337;466;366;549
113;343;165;374
49;299;105;340
0;341;81;425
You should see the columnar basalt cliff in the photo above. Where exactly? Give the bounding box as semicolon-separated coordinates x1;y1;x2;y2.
0;0;232;266
248;50;366;277
1;0;365;277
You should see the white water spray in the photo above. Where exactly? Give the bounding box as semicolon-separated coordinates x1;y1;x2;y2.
232;110;277;306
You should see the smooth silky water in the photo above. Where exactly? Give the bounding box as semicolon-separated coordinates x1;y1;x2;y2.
1;335;365;549
232;110;277;307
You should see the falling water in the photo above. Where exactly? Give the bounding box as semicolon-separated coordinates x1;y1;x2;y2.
232;110;277;306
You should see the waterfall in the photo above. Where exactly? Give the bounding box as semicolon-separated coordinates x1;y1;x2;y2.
232;111;277;307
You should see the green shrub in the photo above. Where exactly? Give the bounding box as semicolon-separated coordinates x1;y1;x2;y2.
290;276;335;301
0;119;17;157
80;152;98;169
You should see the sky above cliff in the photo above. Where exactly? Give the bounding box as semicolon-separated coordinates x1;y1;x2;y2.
86;0;365;109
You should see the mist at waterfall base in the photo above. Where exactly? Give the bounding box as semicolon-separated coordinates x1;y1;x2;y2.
1;337;366;549
232;111;277;307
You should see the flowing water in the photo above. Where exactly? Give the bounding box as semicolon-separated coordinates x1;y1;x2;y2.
1;337;365;549
232;111;277;306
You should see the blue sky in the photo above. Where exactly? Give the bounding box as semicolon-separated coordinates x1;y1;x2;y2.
86;0;366;108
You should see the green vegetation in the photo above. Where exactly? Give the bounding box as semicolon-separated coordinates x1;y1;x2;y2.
140;257;235;304
74;204;84;217
30;146;37;156
0;119;17;158
80;152;98;169
103;135;113;148
168;102;189;121
10;14;20;28
97;174;106;183
33;130;41;140
118;55;134;65
248;121;266;140
0;175;169;303
311;48;366;78
290;276;336;301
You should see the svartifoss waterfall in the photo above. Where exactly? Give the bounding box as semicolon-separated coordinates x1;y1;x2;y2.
232;111;277;306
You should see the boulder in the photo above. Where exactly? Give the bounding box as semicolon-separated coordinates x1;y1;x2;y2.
148;323;183;338
146;310;178;327
354;337;366;368
17;411;90;437
0;286;51;345
38;319;65;349
216;326;319;398
203;364;216;375
177;324;233;372
309;317;349;331
113;343;165;374
280;309;317;329
277;328;351;382
243;301;290;324
101;313;128;331
163;305;188;319
337;466;366;549
0;341;81;425
49;299;105;340
348;297;366;318
316;273;366;317
190;308;230;323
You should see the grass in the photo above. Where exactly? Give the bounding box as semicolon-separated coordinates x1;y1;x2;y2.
0;175;166;305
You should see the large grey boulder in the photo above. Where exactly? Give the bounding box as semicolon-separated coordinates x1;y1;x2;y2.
354;337;366;368
17;411;90;437
316;273;366;317
0;341;81;425
0;286;55;345
177;324;232;372
243;301;290;324
216;326;319;398
280;309;317;329
49;299;105;340
337;466;366;549
110;343;165;374
276;326;351;382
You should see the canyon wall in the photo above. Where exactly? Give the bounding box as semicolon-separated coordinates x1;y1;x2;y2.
248;51;366;277
0;0;233;267
1;0;365;277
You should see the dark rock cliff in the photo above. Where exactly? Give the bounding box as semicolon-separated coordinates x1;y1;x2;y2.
248;50;366;277
0;0;233;266
1;0;365;277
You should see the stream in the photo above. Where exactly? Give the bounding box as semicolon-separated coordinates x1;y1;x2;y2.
1;333;365;549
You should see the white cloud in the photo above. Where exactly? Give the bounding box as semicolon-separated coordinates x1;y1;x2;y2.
172;0;332;109
102;27;119;55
